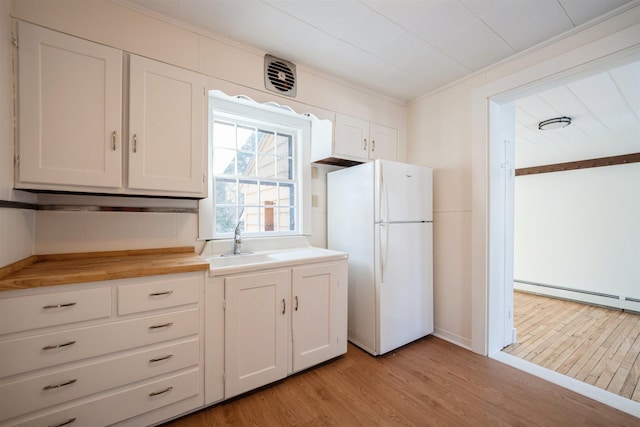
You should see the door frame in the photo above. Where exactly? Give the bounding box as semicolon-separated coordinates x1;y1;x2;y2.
470;19;640;416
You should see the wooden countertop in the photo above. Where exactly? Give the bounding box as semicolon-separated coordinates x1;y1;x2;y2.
0;247;210;292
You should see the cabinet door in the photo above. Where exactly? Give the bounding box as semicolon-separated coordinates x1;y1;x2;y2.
128;55;206;195
224;269;289;398
369;123;398;161
291;261;348;373
16;21;122;189
333;113;369;161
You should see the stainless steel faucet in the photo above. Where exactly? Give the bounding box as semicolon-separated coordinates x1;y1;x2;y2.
233;222;242;255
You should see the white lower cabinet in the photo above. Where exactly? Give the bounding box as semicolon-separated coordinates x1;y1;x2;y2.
220;260;348;399
291;261;348;373
0;272;205;427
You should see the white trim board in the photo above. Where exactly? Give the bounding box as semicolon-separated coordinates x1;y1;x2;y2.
514;281;640;312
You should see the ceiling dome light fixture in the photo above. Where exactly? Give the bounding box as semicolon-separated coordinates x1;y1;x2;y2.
538;116;571;130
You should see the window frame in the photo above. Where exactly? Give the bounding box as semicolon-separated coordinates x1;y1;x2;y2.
199;93;312;240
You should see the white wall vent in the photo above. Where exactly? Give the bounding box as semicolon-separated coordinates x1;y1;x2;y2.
264;54;297;97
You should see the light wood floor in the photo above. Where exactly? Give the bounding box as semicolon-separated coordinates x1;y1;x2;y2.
503;291;640;403
162;337;637;426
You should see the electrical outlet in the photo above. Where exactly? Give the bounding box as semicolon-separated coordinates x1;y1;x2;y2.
311;166;318;179
311;195;319;207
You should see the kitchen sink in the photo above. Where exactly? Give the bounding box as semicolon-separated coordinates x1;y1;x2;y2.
206;247;348;276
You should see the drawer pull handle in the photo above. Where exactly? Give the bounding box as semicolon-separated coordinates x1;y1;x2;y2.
149;354;173;363
43;340;76;351
43;302;77;309
149;290;173;297
149;322;173;330
48;417;76;427
149;386;173;397
43;379;77;391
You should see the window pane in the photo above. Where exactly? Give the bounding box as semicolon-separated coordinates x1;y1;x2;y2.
277;156;292;180
276;134;292;158
213;148;236;175
241;207;260;233
215;206;237;233
213;121;236;150
215;178;236;204
260;181;278;207
238;180;259;205
263;202;275;232
280;183;295;207
279;207;295;231
258;129;275;154
237;125;256;151
237;151;256;176
257;153;276;178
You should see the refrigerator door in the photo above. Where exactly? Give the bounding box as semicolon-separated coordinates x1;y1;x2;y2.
328;162;377;354
375;222;433;355
375;160;432;223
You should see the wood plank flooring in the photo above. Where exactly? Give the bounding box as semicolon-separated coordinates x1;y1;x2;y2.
503;291;640;403
162;337;638;426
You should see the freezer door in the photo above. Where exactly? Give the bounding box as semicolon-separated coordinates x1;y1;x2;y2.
375;222;433;355
375;160;432;223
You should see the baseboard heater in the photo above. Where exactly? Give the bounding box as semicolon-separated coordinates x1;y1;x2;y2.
514;280;640;313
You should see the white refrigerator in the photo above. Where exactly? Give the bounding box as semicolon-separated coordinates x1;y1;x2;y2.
328;159;433;356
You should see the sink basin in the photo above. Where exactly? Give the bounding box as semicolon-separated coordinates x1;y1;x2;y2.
208;252;274;268
206;247;348;276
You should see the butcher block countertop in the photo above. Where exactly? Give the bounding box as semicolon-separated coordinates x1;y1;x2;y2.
0;247;209;292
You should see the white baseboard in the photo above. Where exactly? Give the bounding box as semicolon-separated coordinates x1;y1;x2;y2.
514;281;640;312
433;328;472;351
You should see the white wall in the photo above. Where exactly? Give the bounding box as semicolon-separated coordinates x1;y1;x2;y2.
408;4;640;351
514;164;640;299
1;0;406;261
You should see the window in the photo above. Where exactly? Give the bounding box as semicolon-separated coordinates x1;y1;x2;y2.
199;92;311;239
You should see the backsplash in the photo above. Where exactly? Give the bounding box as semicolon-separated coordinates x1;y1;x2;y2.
0;208;35;267
35;210;199;255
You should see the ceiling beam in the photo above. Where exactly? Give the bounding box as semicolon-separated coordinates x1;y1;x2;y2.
515;153;640;176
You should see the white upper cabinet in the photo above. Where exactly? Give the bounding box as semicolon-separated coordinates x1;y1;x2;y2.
368;122;398;161
312;112;398;165
128;55;206;195
16;21;123;189
14;21;207;198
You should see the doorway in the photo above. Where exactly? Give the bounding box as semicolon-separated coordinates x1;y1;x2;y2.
474;38;640;417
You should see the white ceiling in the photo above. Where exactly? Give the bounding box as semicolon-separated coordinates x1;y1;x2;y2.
515;60;640;168
123;0;639;166
124;0;634;102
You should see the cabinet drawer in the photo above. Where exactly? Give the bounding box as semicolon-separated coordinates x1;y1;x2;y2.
117;273;200;315
5;368;200;427
0;287;111;335
0;338;199;421
0;308;199;378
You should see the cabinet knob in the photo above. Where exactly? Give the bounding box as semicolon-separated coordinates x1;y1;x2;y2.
372;140;375;152
363;138;367;151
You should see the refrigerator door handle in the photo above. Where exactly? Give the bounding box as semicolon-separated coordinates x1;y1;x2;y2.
380;223;388;283
380;163;388;223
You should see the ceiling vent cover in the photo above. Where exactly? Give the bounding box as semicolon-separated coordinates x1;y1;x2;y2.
264;54;297;97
